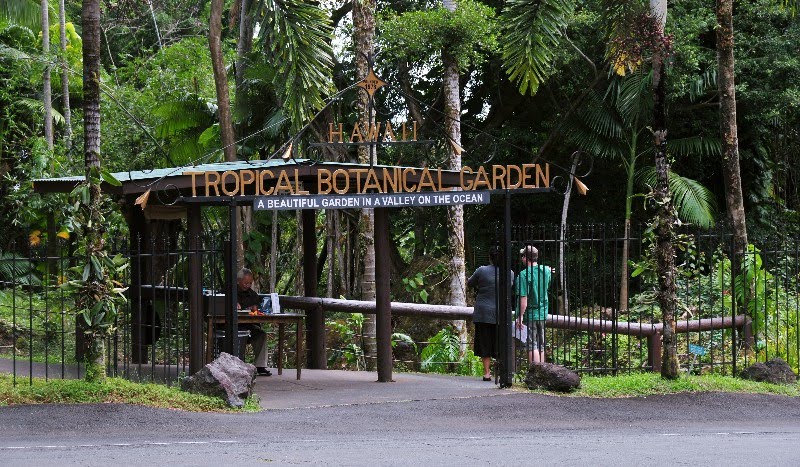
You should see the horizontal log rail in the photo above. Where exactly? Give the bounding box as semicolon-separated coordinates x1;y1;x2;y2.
278;295;754;374
278;295;751;337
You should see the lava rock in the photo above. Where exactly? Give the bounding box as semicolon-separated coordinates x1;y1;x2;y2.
525;362;581;392
180;352;256;407
739;358;798;385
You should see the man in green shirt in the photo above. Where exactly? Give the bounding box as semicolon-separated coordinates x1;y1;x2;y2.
515;245;552;364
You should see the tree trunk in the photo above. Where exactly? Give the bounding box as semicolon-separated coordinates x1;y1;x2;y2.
559;154;580;315
270;210;278;293
208;0;236;153
326;210;335;298
650;0;679;379
41;0;53;151
82;0;105;382
619;137;637;312
715;0;748;257
209;0;243;266
442;0;467;353
353;0;378;369
58;0;71;150
235;0;253;91
146;0;162;51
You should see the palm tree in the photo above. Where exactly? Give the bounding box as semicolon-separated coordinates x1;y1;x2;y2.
353;0;378;368
80;0;105;382
441;0;468;353
568;71;718;310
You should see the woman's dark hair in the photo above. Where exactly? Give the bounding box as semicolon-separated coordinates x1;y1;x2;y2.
488;245;501;265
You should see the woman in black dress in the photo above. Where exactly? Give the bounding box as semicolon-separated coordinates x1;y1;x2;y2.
467;246;512;381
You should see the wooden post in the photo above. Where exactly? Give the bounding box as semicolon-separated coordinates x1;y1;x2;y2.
648;332;662;373
224;199;239;356
374;207;393;382
128;201;147;364
498;192;513;388
303;209;325;368
188;204;203;373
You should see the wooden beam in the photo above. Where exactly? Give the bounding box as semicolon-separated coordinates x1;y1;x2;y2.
303;208;325;369
374;207;393;382
187;204;203;373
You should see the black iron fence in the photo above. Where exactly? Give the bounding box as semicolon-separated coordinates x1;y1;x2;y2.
1;225;798;385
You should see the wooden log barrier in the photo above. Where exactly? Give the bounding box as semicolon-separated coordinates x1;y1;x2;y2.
278;295;753;373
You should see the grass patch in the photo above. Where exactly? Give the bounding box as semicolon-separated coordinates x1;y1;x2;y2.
0;374;261;412
536;373;800;398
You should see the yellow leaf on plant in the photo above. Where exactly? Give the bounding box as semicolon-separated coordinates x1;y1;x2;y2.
57;230;70;240
29;230;41;246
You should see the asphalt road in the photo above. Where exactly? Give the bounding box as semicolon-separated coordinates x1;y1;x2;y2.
2;392;800;466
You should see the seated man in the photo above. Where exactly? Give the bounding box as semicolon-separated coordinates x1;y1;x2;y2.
236;268;271;376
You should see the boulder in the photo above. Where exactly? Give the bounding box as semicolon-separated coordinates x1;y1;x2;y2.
740;358;798;385
525;362;581;392
181;352;256;408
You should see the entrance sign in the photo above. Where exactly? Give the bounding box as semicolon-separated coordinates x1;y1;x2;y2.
254;190;491;211
185;164;549;198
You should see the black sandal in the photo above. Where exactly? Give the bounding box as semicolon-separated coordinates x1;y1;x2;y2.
482;376;492;381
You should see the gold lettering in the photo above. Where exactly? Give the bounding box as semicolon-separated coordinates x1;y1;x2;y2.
350;123;364;143
332;169;349;194
294;169;309;194
536;164;550;188
401;121;408;141
418;168;436;191
366;122;382;141
318;169;332;194
412;120;417;141
220;170;239;196
328;123;344;143
383;168;399;193
363;169;382;192
522;164;535;189
351;168;368;192
506;165;522;189
460;166;474;190
260;170;274;195
205;171;221;197
402;168;417;192
473;166;491;190
492;165;507;190
185;171;202;197
275;170;294;193
436;169;443;191
384;121;396;141
239;170;255;196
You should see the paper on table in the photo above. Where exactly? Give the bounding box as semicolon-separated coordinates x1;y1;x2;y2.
513;323;528;343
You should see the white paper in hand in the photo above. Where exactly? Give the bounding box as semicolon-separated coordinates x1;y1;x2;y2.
513;323;528;343
270;292;281;314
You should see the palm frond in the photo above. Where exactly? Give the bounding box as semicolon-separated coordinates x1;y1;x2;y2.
152;97;214;138
667;136;722;158
500;0;574;96
0;252;41;286
258;0;334;131
689;68;717;102
15;97;65;126
637;167;717;228
613;70;652;127
0;0;40;31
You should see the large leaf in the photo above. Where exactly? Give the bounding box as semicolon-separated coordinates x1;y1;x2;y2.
637;167;718;228
258;0;334;131
500;0;574;96
0;0;40;31
152;97;215;138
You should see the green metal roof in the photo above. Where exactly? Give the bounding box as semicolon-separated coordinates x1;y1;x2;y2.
34;158;302;184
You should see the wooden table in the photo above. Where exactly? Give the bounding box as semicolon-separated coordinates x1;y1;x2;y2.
205;313;305;380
